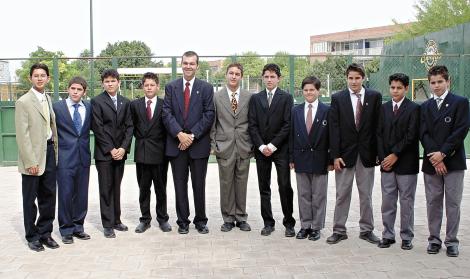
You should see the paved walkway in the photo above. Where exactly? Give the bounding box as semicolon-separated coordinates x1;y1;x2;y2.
0;163;469;278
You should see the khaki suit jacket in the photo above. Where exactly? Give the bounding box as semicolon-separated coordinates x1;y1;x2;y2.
211;87;253;159
15;90;58;175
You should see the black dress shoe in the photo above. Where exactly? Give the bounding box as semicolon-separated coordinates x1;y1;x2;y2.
196;225;209;234
104;228;116;238
285;227;295;237
236;221;251;232
359;232;380;244
135;222;151;233
446;246;459;257
73;231;91;240
308;230;321;241
220;222;235;232
178;224;189;234
378;238;396;248
62;235;74;244
401;240;413;250
296;228;311;239
28;240;45;252
261;226;275;236
326;233;348;244
113;223;128;231
159;222;172;232
40;236;59;249
427;243;441;254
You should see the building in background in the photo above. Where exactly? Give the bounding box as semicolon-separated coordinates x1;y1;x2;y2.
309;24;409;61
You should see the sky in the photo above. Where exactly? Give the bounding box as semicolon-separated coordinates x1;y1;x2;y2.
0;0;418;78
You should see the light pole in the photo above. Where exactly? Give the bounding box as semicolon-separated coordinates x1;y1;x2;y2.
90;0;95;96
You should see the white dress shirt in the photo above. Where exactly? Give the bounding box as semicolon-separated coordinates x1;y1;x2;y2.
144;96;157;117
183;77;196;96
304;99;319;124
226;86;240;103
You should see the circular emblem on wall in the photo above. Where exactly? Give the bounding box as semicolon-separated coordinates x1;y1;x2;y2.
420;40;441;70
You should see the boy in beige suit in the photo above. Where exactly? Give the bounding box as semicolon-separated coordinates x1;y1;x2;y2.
15;63;58;252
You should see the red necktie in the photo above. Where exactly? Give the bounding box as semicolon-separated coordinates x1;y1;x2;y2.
306;104;313;135
355;93;362;129
184;81;190;119
146;99;152;120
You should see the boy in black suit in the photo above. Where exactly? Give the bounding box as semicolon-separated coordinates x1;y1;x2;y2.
377;73;419;250
130;72;171;233
248;63;295;237
91;69;133;238
327;63;382;245
420;65;470;257
289;76;331;241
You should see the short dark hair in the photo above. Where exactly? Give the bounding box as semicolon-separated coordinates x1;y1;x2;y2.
225;62;244;77
388;73;409;87
262;63;281;77
141;72;159;86
101;69;120;82
427;65;449;81
29;63;49;77
182;50;199;65
301;76;321;90
346;63;365;78
68;76;88;91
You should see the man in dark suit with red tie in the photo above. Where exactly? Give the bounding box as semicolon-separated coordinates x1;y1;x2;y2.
327;63;382;245
162;51;215;234
130;72;171;233
91;69;133;238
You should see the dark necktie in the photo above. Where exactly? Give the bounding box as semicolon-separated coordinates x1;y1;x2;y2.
355;93;362;129
393;103;399;116
231;91;238;113
146;99;152;120
184;81;190;119
72;103;82;135
306;104;313;135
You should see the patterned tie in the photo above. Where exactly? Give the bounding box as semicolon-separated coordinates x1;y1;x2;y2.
146;99;153;120
231;91;238;113
393;103;399;116
111;96;117;110
267;91;273;107
436;97;443;110
72;103;82;135
184;81;190;119
355;93;362;129
306;104;313;135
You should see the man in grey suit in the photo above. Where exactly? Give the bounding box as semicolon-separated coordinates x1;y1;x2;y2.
211;63;253;232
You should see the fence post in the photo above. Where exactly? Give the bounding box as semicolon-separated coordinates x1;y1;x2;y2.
53;57;59;101
231;55;237;63
111;57;118;69
171;57;177;80
289;55;295;95
459;54;465;97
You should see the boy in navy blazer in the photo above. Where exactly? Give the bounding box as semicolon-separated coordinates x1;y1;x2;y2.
289;76;331;241
53;77;92;244
377;73;419;250
420;65;470;257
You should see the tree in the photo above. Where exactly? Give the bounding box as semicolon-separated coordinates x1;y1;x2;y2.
392;0;470;41
95;40;157;75
309;56;348;94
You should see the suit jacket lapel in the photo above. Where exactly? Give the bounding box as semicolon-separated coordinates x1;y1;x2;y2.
103;92;117;112
60;100;78;135
358;89;371;130
188;79;201;112
341;91;356;129
28;90;47;121
312;103;326;147
437;93;452;119
259;90;269;111
269;88;281;112
219;88;234;116
393;98;408;124
235;89;249;116
174;78;185;116
149;99;163;129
